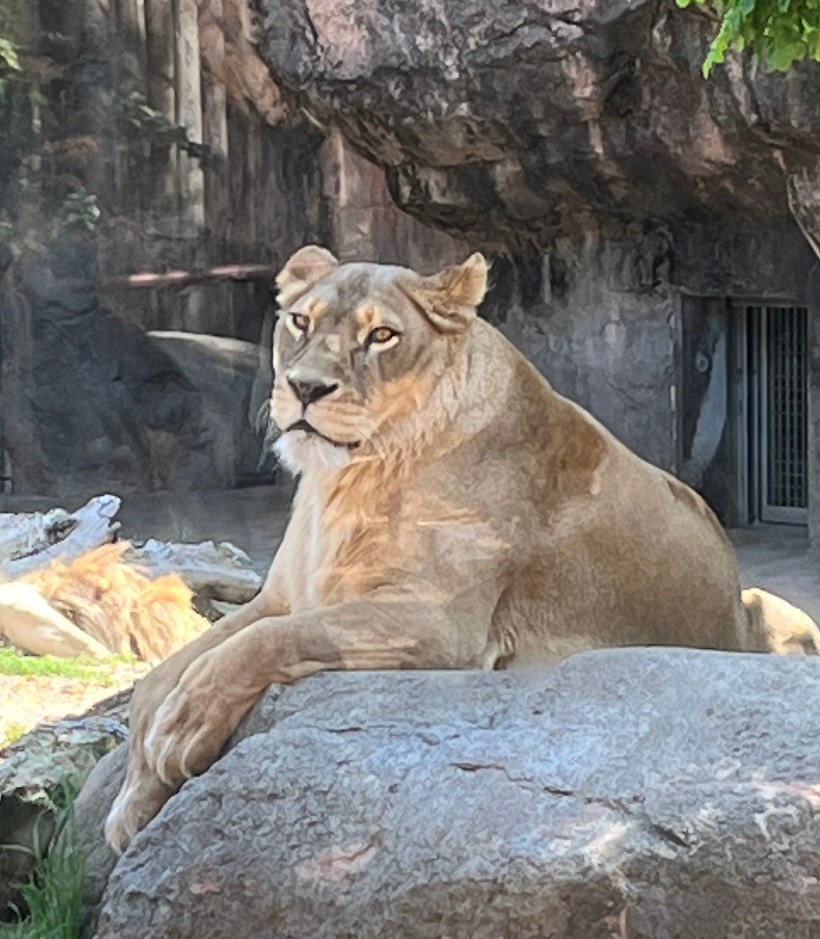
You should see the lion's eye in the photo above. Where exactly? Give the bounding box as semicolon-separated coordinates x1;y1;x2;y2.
290;313;310;333
366;326;400;346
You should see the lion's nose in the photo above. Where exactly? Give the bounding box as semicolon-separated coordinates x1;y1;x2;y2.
287;377;338;407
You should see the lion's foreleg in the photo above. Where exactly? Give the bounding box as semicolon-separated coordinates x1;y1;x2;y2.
105;590;286;853
106;598;487;846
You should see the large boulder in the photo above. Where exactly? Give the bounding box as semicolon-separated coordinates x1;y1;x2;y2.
82;649;820;938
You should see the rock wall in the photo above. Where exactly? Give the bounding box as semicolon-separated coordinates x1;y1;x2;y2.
481;229;678;468
256;0;820;528
4;0;819;515
256;0;820;243
320;128;466;271
0;0;322;495
0;0;459;497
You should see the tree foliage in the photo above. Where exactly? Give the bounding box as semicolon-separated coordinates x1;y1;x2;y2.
678;0;820;75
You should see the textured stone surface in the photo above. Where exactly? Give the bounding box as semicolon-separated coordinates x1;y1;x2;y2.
0;0;323;496
0;243;220;497
84;650;820;938
145;332;263;488
75;747;129;937
0;713;127;918
257;0;820;243
253;0;820;476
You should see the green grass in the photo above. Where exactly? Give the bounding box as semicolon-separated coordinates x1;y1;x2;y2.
0;648;133;684
0;721;29;749
0;788;86;939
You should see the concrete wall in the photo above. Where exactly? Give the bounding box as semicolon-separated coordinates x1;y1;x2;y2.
674;223;818;531
477;219;817;519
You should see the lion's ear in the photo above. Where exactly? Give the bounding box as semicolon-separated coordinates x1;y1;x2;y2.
408;253;488;333
275;245;339;307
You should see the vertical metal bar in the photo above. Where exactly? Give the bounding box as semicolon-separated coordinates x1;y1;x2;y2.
732;302;749;524
800;306;805;505
801;306;808;506
758;304;809;522
750;305;760;521
792;307;796;506
791;307;797;506
780;308;786;505
754;307;769;519
780;307;785;505
790;307;794;506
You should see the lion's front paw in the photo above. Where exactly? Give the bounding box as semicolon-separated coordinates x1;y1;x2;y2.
105;768;176;854
143;648;256;788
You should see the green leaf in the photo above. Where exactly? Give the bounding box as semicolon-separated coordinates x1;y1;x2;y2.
0;37;20;72
692;0;819;75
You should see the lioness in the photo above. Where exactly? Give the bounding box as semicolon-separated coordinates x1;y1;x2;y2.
106;246;818;852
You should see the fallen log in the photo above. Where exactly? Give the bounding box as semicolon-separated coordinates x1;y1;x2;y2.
0;497;262;659
101;262;275;292
0;581;112;658
0;496;261;602
0;495;121;579
128;539;261;603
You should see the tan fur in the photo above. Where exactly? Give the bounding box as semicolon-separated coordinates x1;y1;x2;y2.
741;587;820;654
106;249;819;853
21;543;208;661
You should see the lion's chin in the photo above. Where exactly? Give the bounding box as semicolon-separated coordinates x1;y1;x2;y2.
274;429;355;475
285;419;360;450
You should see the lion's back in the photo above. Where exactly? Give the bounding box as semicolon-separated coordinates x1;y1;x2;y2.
469;333;747;658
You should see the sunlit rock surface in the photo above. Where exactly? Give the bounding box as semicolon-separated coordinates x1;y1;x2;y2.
83;649;820;938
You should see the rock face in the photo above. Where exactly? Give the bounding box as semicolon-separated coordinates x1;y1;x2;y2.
255;0;820;519
0;0;323;495
257;0;820;244
1;243;221;496
0;711;127;919
84;650;820;939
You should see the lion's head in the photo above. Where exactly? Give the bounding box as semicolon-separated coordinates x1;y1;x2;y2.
270;247;488;472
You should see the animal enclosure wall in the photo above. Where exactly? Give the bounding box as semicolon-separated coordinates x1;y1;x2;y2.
2;0;818;550
482;229;679;472
0;1;464;498
0;0;325;496
676;226;817;531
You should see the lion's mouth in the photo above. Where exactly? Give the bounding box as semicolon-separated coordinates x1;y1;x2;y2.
286;419;360;450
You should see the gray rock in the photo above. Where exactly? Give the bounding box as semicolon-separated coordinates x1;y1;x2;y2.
85;649;820;938
0;713;127;918
145;332;265;490
1;251;219;497
257;0;820;243
75;747;128;938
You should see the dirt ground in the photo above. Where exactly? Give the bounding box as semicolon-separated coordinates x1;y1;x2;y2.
0;660;151;749
1;484;818;747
